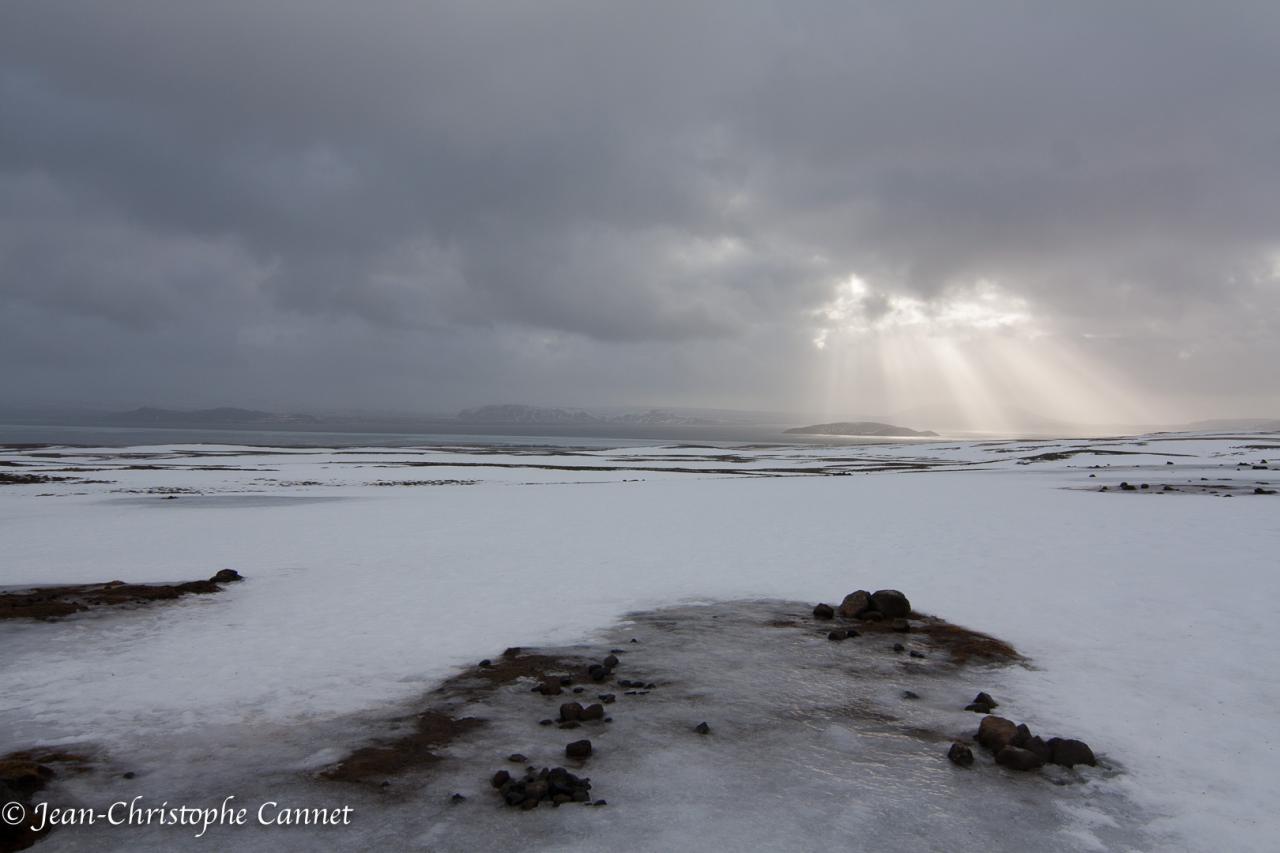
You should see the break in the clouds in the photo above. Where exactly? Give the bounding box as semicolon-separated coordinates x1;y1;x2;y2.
2;1;1278;425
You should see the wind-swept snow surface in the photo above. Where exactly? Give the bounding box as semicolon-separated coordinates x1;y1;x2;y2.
2;432;1278;851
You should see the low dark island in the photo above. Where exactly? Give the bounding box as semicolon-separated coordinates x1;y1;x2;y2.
784;421;939;437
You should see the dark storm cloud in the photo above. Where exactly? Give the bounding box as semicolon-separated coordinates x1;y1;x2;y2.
1;1;1278;417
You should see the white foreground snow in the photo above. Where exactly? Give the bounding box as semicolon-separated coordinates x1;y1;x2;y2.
2;432;1278;851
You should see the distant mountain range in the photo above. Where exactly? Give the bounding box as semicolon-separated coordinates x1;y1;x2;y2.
456;404;718;426
784;421;938;437
102;407;320;426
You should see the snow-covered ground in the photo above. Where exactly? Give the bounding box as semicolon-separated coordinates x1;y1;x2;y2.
2;432;1278;851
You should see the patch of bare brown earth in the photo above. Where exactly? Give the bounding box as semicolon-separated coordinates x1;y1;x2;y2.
0;570;244;620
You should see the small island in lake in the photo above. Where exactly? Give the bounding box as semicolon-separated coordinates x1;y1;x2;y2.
784;421;939;437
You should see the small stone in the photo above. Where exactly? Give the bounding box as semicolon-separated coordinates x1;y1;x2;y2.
603;655;620;668
210;568;243;583
694;722;710;734
491;770;511;788
813;603;835;619
478;659;492;668
559;676;573;686
587;664;610;682
902;690;920;700
565;740;593;759
973;692;998;708
122;771;136;780
947;742;974;767
508;754;527;763
1013;723;1033;748
593;799;607;806
539;718;553;726
909;650;926;658
560;702;585;722
581;704;605;720
450;792;466;803
572;687;584;694
538;680;562;696
630;638;639;643
995;745;1045;771
827;629;847;641
599;694;616;704
892;642;905;652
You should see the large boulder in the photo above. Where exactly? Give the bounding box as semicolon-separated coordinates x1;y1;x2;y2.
1048;738;1097;768
813;603;835;619
976;716;1019;752
995;746;1045;771
838;590;873;618
870;590;912;618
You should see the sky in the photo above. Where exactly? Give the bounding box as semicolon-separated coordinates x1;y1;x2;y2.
2;1;1278;429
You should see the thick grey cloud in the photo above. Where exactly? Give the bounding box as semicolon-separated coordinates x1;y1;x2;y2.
2;1;1278;423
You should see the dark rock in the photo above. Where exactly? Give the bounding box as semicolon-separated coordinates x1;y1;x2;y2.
559;676;573;686
503;647;522;658
871;589;911;618
995;746;1045;771
630;638;638;643
508;753;527;763
813;603;835;619
838;590;873;619
973;692;998;708
902;690;920;700
891;618;911;633
450;792;466;803
909;650;926;658
1024;736;1052;762
593;799;607;806
478;659;492;668
947;742;974;767
587;664;610;682
491;770;511;788
965;702;993;714
1048;738;1097;768
572;687;584;694
827;629;847;641
599;694;616;704
1013;723;1033;748
581;704;605;721
603;655;620;668
892;642;905;652
558;721;581;729
121;771;136;780
976;716;1019;752
694;722;710;735
210;569;243;583
538;719;553;726
538;679;562;696
565;740;592;759
552;793;571;805
559;702;585;722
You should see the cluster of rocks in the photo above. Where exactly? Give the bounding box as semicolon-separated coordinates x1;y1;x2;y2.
948;695;1096;773
489;765;605;809
813;588;912;622
489;652;630;809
